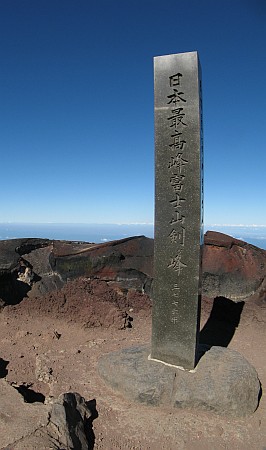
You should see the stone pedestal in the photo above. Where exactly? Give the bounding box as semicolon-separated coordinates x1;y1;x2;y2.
98;345;260;418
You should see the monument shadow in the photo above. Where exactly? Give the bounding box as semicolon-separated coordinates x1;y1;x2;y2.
199;296;245;349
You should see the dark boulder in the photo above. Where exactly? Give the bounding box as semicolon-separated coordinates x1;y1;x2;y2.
47;392;95;449
98;344;261;418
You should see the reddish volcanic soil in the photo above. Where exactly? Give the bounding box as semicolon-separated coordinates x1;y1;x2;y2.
0;278;266;449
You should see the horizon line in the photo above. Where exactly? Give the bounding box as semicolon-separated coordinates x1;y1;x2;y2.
207;224;266;228
0;221;155;226
1;222;266;227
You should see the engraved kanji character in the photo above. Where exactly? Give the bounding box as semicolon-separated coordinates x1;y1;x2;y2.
169;73;183;87
168;251;187;275
168;108;187;127
172;309;179;315
169;193;185;208
171;317;179;324
170;211;184;225
168;227;185;246
169;131;186;150
167;89;186;104
169;229;178;243
170;174;185;193
170;210;185;225
172;285;180;299
168;153;188;172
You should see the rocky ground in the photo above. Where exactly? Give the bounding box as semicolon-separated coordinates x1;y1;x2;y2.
1;275;266;449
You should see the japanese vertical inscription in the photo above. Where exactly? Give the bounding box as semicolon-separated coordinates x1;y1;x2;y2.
151;52;203;370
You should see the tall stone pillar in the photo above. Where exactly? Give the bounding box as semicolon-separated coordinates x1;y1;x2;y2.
151;51;203;370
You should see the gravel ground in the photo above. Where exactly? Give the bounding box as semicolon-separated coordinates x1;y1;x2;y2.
0;278;265;449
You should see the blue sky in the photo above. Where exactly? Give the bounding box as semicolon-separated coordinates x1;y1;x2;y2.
1;0;265;226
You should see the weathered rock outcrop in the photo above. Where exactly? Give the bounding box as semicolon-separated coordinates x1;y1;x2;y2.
203;231;266;301
0;231;265;305
0;236;154;305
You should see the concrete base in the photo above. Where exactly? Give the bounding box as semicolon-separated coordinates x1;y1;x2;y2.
98;344;261;418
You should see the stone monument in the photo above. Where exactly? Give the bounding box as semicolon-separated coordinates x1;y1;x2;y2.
151;51;204;369
98;52;260;417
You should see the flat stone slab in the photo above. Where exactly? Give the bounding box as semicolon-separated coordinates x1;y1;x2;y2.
98;345;261;417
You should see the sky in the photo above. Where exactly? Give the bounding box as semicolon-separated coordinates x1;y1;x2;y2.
1;0;266;226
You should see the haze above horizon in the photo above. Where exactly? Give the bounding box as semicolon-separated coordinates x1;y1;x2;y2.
1;0;265;225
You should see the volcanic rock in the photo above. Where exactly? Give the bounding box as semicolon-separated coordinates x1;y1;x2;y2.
203;231;266;301
0;236;153;305
47;392;94;450
0;380;94;449
98;344;261;418
0;232;265;306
